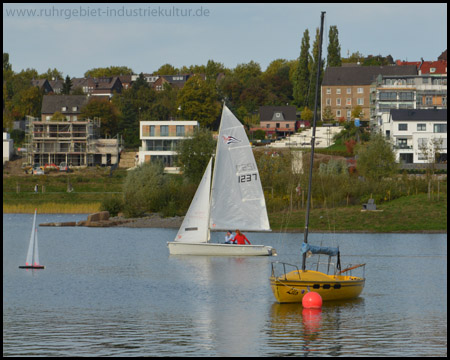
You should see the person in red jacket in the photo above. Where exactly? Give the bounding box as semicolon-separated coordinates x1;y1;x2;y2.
233;229;251;245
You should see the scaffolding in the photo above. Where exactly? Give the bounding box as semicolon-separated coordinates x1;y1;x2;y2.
24;116;118;167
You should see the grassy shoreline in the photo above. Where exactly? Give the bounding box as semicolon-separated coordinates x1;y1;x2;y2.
3;193;447;233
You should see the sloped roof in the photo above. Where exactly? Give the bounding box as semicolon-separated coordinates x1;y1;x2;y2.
322;65;417;86
390;108;447;121
259;106;297;121
41;95;89;114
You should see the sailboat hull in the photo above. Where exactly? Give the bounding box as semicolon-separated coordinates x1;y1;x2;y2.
270;270;365;303
167;242;276;256
18;265;45;269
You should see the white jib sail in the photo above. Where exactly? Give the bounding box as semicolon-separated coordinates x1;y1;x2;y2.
174;157;213;243
210;105;271;232
25;209;37;266
33;229;40;266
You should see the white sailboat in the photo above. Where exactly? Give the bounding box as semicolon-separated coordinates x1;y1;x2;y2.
167;105;276;256
19;209;45;269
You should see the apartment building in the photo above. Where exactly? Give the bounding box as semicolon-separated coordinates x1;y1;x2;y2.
375;74;447;129
381;109;447;164
321;65;417;124
139;120;199;169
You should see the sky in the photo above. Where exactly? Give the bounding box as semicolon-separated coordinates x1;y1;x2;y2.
3;3;448;78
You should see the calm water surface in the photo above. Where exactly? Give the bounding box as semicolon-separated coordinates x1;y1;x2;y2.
3;213;447;356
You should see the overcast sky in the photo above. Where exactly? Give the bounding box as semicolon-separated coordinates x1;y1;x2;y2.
3;3;447;78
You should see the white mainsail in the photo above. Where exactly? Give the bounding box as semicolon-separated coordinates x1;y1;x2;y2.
174;157;212;243
25;209;37;266
210;105;270;232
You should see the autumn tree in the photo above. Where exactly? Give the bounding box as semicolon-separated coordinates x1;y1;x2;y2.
176;75;221;128
84;66;133;78
80;98;120;137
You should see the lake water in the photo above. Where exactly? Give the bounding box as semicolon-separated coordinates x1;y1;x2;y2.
3;213;447;356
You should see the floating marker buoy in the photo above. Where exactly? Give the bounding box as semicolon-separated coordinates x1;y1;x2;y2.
302;291;322;308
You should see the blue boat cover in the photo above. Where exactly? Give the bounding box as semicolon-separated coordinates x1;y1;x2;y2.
301;243;339;256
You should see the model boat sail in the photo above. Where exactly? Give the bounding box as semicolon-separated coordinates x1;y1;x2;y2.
19;209;45;269
167;105;276;256
269;12;365;302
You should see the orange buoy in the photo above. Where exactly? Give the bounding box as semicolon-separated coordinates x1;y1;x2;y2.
302;291;322;308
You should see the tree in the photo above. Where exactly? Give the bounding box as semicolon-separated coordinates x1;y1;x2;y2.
84;66;133;78
3;52;12;71
327;25;341;67
293;29;310;108
156;63;178;75
355;133;398;181
38;68;63;80
308;27;324;109
322;105;334;122
80;98;120;137
176;127;216;183
62;75;72;95
300;106;313;122
176;75;221;128
351;105;364;120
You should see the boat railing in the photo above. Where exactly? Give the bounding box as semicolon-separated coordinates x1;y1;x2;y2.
271;261;301;280
338;263;366;278
310;260;337;275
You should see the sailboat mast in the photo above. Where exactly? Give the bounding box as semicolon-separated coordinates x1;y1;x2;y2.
302;11;326;271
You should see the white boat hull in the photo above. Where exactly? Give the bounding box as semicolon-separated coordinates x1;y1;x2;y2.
167;242;277;256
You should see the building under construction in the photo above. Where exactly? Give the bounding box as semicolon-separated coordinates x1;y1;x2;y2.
24;95;121;167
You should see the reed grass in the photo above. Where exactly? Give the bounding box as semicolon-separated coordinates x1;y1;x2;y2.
3;202;101;214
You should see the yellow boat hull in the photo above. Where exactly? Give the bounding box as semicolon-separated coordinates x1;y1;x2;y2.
270;269;365;303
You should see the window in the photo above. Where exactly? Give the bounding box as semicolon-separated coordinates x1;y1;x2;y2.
417;138;428;147
357;98;364;105
347;110;351;119
160;125;169;136
397;139;408;148
336;98;341;106
326;88;331;94
423;77;429;84
379;92;397;101
347;88;351;94
443;96;447;106
357;87;364;94
336;88;341;94
399;92;414;101
430;68;436;73
425;96;433;105
72;106;78;111
346;98;352;105
176;125;185;136
417;124;426;131
326;98;331;106
398;123;408;131
336;110;341;117
406;78;415;85
434;124;447;133
285;124;290;128
62;106;67;112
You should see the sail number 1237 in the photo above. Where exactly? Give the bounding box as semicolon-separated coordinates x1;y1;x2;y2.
238;173;258;183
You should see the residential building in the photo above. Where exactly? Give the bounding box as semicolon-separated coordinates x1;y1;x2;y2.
253;105;298;138
375;74;447;128
48;79;64;94
71;76;123;97
321;65;417;124
380;109;447;164
139;120;199;169
31;79;53;94
25;95;120;167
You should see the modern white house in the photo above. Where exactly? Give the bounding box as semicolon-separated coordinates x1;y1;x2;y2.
138;120;199;171
380;109;447;164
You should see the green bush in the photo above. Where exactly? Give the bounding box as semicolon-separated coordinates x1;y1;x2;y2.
100;195;124;217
